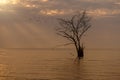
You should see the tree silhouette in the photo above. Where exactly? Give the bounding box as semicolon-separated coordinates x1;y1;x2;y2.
56;11;91;59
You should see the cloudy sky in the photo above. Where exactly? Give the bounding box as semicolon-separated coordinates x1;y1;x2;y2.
0;0;120;49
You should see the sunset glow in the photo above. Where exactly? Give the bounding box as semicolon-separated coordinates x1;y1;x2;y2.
0;0;18;5
41;0;48;2
0;0;9;4
0;0;119;48
40;10;64;15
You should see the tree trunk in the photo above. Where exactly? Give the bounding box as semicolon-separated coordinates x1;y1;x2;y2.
77;47;84;59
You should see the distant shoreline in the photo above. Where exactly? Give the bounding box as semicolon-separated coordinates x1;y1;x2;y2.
0;48;120;51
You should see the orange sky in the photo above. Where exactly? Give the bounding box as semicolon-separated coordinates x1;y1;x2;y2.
0;0;120;49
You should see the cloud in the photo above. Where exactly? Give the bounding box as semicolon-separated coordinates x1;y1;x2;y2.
16;0;120;16
41;0;48;2
0;0;120;25
88;9;120;17
40;9;64;15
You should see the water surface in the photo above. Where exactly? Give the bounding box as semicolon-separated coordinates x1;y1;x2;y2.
0;49;120;80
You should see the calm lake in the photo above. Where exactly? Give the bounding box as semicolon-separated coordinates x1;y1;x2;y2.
0;49;120;80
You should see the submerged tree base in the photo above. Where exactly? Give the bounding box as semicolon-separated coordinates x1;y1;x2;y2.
77;48;84;59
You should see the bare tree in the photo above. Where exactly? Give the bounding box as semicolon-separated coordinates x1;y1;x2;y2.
56;11;91;59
